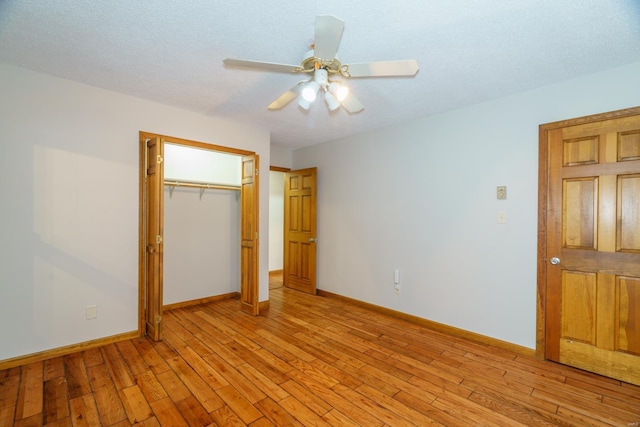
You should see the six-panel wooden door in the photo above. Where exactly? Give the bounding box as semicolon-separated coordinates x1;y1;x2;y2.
284;168;317;294
544;112;640;385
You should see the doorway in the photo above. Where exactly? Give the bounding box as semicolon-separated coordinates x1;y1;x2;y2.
268;166;318;295
537;106;640;385
268;168;287;279
139;132;259;340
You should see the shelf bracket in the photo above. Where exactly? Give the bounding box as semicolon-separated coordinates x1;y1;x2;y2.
169;182;177;199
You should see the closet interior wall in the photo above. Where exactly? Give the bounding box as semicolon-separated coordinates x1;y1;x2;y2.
163;144;242;307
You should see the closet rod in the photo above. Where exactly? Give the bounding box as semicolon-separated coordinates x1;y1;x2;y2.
164;180;240;191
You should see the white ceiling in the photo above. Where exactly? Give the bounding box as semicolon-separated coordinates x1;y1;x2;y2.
1;1;639;149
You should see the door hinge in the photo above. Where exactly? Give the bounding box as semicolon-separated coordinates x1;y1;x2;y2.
155;315;162;324
255;168;259;176
156;235;163;244
255;231;258;240
157;155;163;164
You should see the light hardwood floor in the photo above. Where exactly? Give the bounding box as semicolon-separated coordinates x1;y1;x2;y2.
1;273;639;426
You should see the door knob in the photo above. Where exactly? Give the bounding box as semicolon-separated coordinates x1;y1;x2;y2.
550;257;560;265
308;238;317;243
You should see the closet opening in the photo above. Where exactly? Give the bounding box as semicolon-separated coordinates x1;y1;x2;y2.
139;132;259;340
163;143;242;310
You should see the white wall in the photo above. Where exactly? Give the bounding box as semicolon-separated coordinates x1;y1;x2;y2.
293;61;640;349
164;143;241;185
270;145;292;169
164;187;240;304
269;171;284;271
163;144;242;304
0;65;270;361
268;144;291;272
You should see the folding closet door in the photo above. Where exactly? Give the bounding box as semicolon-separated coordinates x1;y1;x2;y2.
143;137;164;341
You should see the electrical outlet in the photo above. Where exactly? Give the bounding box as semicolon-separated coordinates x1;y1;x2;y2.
394;269;400;294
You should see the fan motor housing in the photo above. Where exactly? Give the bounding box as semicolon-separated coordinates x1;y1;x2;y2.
301;49;342;73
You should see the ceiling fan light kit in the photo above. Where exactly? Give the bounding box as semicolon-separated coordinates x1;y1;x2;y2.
301;78;321;102
324;91;340;111
223;15;419;114
329;82;348;102
297;96;312;110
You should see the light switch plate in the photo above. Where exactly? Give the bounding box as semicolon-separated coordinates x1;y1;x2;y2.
497;212;507;224
86;305;97;319
497;186;507;200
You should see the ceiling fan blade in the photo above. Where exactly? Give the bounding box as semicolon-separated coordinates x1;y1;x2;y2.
223;58;300;73
342;93;364;114
268;81;308;110
314;15;344;61
345;59;419;77
268;88;299;110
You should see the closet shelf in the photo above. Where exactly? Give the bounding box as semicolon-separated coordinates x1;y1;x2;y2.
164;180;240;191
164;180;240;199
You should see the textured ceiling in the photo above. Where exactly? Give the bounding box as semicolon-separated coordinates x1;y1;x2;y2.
1;1;639;149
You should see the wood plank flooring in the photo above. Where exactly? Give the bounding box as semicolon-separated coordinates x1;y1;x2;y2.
2;274;640;426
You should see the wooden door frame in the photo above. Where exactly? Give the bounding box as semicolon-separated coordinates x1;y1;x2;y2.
535;106;640;359
138;131;256;336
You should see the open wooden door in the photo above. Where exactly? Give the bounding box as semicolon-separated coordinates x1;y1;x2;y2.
240;155;260;315
541;108;640;385
144;137;164;341
283;167;317;294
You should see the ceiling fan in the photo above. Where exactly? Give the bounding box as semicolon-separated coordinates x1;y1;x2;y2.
223;15;419;114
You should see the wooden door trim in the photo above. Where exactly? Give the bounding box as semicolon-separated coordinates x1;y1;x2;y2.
270;165;291;172
138;131;257;337
140;131;255;156
138;137;146;335
536;106;640;359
